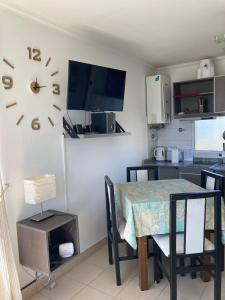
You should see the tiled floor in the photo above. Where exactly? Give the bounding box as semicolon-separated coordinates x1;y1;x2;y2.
28;244;225;300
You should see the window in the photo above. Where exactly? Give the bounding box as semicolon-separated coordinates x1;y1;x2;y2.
195;117;225;151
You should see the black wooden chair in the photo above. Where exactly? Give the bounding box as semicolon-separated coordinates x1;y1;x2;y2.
201;169;225;271
127;165;159;260
201;169;224;195
126;165;158;182
153;190;222;300
105;175;138;286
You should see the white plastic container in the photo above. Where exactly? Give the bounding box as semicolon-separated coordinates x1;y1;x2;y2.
171;148;179;163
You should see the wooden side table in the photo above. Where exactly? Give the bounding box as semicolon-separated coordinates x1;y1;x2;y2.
17;210;79;275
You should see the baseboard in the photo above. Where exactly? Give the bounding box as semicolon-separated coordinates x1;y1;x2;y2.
22;237;107;299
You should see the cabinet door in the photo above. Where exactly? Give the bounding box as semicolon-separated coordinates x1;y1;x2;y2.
158;167;179;179
180;172;201;186
215;76;225;113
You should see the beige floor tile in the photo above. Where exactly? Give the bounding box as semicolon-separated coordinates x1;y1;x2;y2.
108;259;138;280
89;268;130;297
157;285;197;300
85;245;109;270
40;275;84;300
28;293;51;300
71;286;114;300
176;275;207;300
200;279;225;300
117;274;167;300
65;260;104;284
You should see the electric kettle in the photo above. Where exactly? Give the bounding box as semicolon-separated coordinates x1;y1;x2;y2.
154;146;166;161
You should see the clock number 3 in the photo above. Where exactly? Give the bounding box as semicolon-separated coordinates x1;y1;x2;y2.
31;118;41;130
2;76;13;89
27;47;41;62
53;83;60;95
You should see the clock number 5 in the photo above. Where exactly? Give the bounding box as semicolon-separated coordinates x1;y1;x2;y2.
31;118;41;130
27;47;41;62
2;76;13;89
53;83;60;95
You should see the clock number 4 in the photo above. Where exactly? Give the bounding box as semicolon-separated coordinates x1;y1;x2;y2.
27;47;41;62
31;118;41;130
2;76;13;89
53;83;60;95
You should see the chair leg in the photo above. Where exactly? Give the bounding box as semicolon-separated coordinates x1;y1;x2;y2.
107;235;113;265
190;257;196;279
214;266;221;300
153;241;159;283
221;245;224;272
180;258;185;277
170;272;177;300
113;242;121;286
158;250;163;279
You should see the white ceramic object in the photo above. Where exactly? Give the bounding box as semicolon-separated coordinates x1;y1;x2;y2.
59;242;74;258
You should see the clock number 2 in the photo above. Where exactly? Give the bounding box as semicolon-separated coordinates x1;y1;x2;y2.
53;83;60;95
31;118;41;130
27;47;41;62
2;76;13;89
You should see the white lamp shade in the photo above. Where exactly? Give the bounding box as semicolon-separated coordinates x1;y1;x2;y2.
24;174;56;205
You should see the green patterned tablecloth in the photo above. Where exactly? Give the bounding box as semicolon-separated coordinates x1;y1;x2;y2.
114;179;225;249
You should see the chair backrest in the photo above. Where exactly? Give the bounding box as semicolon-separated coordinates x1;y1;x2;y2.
170;190;221;256
104;175;120;240
201;169;224;198
126;166;158;182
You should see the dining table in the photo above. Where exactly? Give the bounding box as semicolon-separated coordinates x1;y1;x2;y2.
114;178;225;291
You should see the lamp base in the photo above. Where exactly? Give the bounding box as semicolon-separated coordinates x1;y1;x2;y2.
30;211;54;222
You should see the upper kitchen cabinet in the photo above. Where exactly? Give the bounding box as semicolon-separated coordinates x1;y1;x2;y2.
215;75;225;113
146;74;171;125
174;77;214;119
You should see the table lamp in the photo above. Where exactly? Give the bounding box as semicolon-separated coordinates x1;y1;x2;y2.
24;174;56;222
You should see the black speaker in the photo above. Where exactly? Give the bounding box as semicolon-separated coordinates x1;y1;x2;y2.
91;112;116;134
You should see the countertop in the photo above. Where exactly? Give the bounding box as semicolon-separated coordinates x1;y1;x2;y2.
143;159;225;172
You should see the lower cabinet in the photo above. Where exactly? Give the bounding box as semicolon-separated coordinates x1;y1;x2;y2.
158;167;179;180
179;167;202;186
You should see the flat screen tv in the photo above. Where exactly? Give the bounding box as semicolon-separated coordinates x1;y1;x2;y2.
67;60;126;111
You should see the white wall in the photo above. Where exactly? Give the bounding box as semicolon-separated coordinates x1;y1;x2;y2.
150;57;225;153
0;7;154;287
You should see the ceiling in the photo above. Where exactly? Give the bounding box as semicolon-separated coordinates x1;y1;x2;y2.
1;0;225;67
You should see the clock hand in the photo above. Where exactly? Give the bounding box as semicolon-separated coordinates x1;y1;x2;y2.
38;85;47;88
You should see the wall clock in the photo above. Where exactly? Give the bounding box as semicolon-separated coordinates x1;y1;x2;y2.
1;47;62;130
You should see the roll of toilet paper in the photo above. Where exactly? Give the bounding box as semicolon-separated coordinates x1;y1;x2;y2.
59;242;74;258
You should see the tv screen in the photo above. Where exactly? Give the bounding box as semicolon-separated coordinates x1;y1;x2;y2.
67;60;126;111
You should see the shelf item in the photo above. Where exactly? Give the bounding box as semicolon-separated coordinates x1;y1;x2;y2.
17;210;79;275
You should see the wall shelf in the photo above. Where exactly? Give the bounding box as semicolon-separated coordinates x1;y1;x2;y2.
77;132;131;139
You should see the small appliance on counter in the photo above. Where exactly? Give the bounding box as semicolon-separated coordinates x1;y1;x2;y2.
154;146;166;161
166;147;182;163
183;149;194;162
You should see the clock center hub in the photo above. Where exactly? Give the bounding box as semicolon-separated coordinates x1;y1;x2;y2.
30;81;40;94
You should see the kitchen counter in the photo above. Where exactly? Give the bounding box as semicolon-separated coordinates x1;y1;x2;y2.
143;159;225;172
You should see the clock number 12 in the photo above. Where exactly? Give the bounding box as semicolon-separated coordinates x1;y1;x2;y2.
27;47;41;62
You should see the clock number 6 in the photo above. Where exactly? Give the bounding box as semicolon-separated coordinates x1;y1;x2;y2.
53;83;60;95
31;118;41;130
27;47;41;62
2;76;13;89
